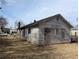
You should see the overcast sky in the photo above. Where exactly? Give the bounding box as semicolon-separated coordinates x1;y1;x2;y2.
0;0;78;28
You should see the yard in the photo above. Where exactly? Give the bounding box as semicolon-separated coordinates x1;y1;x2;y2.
0;37;78;59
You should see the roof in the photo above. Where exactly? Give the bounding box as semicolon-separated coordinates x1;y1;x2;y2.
20;14;73;29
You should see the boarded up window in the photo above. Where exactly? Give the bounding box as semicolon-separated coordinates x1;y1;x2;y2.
61;30;65;38
22;29;25;37
25;29;28;36
56;29;59;35
61;31;65;38
28;28;31;34
55;29;59;35
44;28;51;33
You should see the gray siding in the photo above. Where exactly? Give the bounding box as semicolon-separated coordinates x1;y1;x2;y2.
38;17;71;44
20;15;72;45
30;28;40;44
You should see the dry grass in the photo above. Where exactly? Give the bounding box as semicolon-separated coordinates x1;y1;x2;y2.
0;37;78;59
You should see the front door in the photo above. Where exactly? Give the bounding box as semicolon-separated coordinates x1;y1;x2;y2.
22;29;25;37
44;28;51;45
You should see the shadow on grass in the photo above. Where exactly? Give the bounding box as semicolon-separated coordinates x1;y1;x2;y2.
0;38;13;47
0;37;62;59
0;46;56;59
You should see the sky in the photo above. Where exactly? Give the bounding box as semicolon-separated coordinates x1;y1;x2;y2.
0;0;78;28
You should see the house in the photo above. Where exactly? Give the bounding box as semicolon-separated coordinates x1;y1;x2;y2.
0;26;10;34
19;14;73;45
70;25;78;42
2;28;10;34
10;29;17;35
71;25;78;37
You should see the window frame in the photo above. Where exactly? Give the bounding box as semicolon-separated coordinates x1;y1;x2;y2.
28;28;31;34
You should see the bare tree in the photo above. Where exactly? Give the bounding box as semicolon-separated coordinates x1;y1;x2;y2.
0;0;7;16
0;17;7;26
15;20;24;29
15;21;24;37
17;21;21;30
0;0;6;8
0;17;7;31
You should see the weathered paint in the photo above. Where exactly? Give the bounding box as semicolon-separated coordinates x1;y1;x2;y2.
20;15;72;45
38;16;71;44
30;28;39;44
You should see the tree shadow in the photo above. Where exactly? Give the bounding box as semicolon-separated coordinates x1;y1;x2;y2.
0;38;13;47
0;37;64;59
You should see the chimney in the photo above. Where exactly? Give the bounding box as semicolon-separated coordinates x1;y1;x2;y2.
34;20;36;23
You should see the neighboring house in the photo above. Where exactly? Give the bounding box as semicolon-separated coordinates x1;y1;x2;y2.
70;26;78;42
0;26;3;32
2;28;10;34
10;29;17;35
0;26;10;34
19;14;73;45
